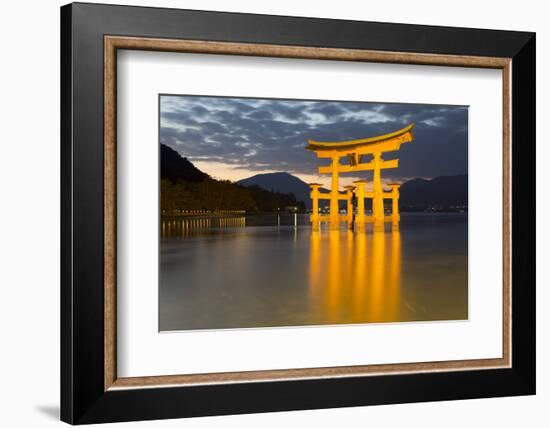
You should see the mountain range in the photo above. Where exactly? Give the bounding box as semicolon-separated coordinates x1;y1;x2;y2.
160;144;467;212
399;175;468;211
238;172;468;212
238;172;313;208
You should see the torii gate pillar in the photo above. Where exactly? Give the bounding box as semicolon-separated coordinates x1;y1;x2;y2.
344;185;355;230
353;180;368;232
329;156;340;230
389;183;401;231
372;152;385;232
309;183;322;231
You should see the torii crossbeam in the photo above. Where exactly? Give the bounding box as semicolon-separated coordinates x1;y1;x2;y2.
306;124;414;231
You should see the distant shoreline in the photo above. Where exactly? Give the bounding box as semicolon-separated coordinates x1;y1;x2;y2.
161;210;300;219
161;210;467;219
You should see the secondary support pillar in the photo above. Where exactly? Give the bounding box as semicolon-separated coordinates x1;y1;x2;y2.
329;156;340;230
309;183;322;231
353;180;367;232
344;185;355;230
389;183;400;231
372;152;385;232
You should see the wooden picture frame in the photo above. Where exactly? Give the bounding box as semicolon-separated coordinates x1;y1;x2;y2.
61;2;535;424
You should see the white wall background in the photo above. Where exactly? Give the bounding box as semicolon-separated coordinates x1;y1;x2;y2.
0;0;546;426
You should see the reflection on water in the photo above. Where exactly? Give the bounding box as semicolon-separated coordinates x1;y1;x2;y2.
307;229;401;324
160;213;310;239
161;217;246;238
160;213;468;331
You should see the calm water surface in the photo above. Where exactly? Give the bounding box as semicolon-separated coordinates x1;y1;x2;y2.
160;213;468;331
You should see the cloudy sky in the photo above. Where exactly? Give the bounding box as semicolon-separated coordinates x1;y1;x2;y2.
160;95;468;188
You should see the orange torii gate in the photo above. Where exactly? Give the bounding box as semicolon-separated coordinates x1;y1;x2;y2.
306;124;414;232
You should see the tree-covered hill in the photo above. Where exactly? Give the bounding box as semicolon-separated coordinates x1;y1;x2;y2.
160;144;304;214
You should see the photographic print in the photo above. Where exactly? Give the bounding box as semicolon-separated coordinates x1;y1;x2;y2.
159;95;468;331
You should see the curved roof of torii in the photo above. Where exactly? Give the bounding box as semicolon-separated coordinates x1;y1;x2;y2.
306;123;414;152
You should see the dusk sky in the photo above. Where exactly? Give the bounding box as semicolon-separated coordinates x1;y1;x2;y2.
160;95;468;188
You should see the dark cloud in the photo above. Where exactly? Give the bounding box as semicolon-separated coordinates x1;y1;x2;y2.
160;95;468;180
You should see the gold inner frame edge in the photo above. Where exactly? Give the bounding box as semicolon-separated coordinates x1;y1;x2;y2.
104;36;512;391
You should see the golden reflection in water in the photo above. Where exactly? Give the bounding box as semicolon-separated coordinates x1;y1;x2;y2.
309;231;321;290
327;230;341;322
369;231;385;321
353;231;367;319
309;229;402;324
161;217;246;238
388;231;402;320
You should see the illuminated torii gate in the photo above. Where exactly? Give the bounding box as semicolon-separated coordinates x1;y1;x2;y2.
306;124;414;231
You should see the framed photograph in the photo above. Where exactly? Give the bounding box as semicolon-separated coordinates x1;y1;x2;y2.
61;2;535;424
